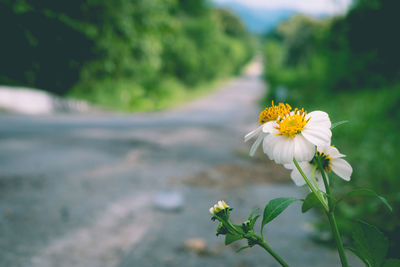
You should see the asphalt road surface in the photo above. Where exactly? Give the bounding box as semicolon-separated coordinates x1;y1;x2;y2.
0;61;360;267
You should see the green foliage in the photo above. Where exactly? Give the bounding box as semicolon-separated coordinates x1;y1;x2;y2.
225;233;242;245
262;197;298;229
335;189;392;213
262;0;400;257
0;0;254;110
383;259;400;267
352;221;388;267
302;193;321;213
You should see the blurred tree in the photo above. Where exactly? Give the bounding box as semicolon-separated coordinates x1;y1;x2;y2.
0;0;253;99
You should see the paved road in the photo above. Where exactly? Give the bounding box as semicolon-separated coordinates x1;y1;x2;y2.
0;61;360;267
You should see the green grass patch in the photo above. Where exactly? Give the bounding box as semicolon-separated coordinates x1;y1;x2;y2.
69;75;232;112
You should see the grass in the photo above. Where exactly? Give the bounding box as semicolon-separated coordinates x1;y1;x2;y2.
68;75;234;113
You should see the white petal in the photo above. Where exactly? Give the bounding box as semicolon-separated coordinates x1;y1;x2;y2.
314;172;326;193
249;133;266;157
280;137;295;164
245;125;263;142
331;158;352;181
263;134;279;159
290;161;310;186
318;145;345;158
294;135;315;162
272;138;285;163
284;163;295;169
302;125;332;146
306;111;331;128
290;169;306;186
262;121;278;134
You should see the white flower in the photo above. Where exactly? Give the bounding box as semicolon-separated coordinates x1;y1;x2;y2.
262;109;332;164
209;200;229;215
245;102;291;156
284;145;353;192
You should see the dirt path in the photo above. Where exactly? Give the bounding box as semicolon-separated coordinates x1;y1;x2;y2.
0;61;360;266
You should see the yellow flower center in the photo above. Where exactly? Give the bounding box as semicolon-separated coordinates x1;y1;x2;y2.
259;101;292;124
275;108;310;138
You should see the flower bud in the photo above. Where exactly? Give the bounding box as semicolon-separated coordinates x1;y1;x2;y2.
209;200;230;215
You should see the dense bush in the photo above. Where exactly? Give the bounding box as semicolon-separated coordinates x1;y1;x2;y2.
0;0;254;110
262;0;400;256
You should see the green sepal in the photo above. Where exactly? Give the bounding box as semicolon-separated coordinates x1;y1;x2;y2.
352;220;388;267
335;188;392;212
262;197;299;230
225;233;242;245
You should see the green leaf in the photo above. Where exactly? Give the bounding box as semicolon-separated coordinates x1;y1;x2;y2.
262;197;298;229
331;120;349;129
236;246;250;253
345;246;371;267
225;233;242;245
383;259;400;267
248;208;260;220
336;188;392;212
352;220;388;267
302;193;321;213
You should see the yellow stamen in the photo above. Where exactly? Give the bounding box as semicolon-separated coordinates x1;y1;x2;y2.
259;101;292;124
275;108;310;138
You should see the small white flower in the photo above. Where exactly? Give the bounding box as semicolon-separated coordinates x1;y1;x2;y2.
284;145;353;192
262;109;332;164
209;200;229;215
245;102;292;156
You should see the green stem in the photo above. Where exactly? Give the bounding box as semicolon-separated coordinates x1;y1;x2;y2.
316;161;349;267
326;211;349;267
293;158;329;212
316;158;331;207
258;239;290;267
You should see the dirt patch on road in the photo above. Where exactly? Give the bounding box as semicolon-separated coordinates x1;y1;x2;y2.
172;160;290;188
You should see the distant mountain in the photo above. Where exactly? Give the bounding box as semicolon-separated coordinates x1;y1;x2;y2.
212;2;327;34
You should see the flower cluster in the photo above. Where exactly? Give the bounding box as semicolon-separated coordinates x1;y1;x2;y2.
209;102;391;267
245;102;352;190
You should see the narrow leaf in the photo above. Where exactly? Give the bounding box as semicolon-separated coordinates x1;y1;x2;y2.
331;120;349;129
250;215;260;229
236;246;250;253
336;188;392;212
383;259;400;267
262;197;298;229
248;208;260;220
352;220;388;267
225;233;242;245
302;193;321;213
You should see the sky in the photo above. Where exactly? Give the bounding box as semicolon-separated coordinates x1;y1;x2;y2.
213;0;353;15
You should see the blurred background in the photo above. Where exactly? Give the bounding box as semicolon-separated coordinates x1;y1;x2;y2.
0;0;399;266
